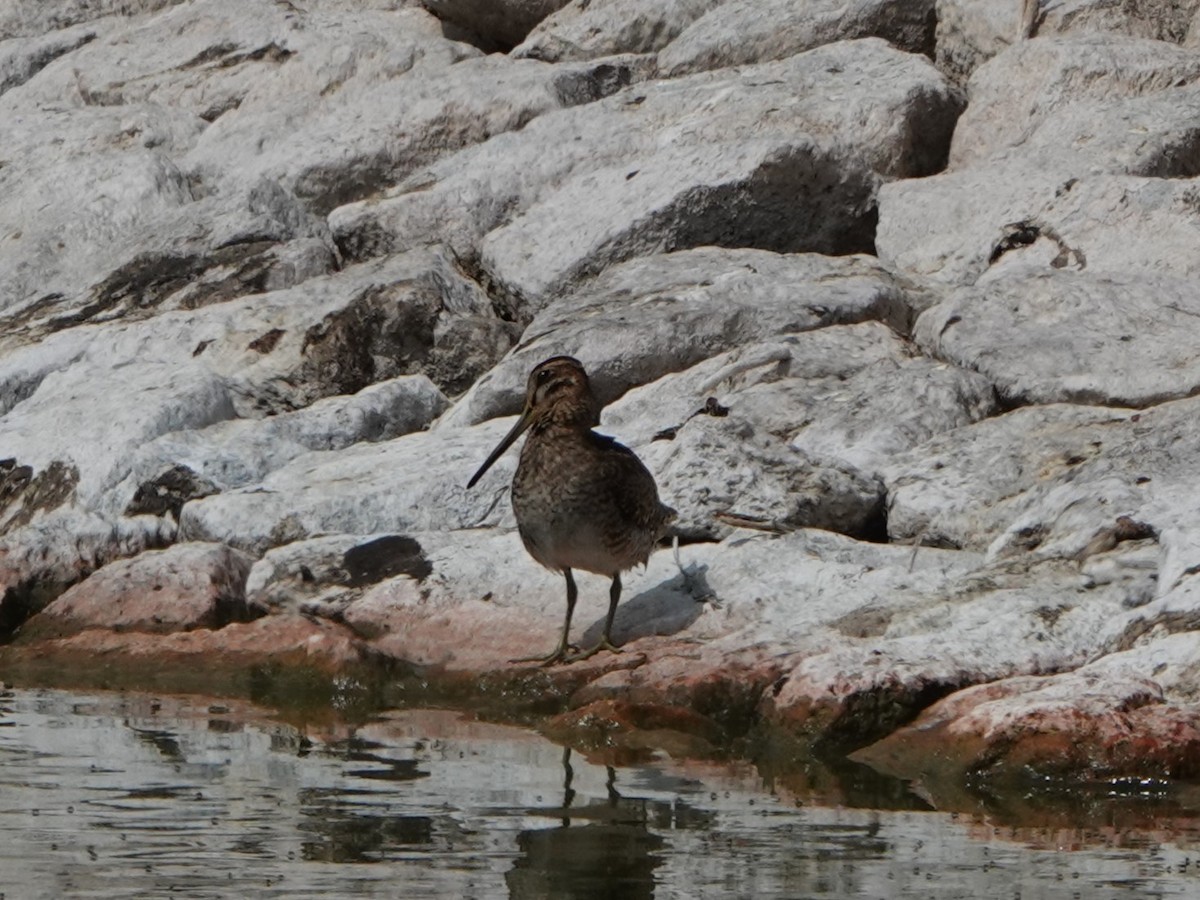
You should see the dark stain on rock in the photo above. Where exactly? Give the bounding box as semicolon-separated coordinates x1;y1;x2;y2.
180;41;240;68
248;328;286;354
343;536;433;588
0;459;34;510
832;606;893;639
1;460;79;534
989;221;1041;264
125;464;220;521
192;339;214;357
181;41;291;70
552;60;638;107
46;243;277;333
296;274;512;399
218;42;292;68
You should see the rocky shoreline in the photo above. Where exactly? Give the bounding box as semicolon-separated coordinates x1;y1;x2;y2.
3;0;1200;792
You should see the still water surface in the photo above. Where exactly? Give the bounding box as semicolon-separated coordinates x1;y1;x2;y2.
1;686;1199;899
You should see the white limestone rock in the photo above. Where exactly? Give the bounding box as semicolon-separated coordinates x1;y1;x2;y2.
439;249;909;429
877;170;1200;286
0;1;182;39
883;403;1134;552
885;393;1200;611
0;250;501;523
177;418;523;554
114;376;449;517
949;35;1200;170
603;323;996;476
935;0;1200;85
913;269;1200;408
0;0;645;330
332;39;961;318
658;0;936;76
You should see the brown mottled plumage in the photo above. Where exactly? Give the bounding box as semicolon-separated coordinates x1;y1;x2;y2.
467;356;676;666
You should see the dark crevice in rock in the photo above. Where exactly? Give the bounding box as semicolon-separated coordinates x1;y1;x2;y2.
293;154;406;218
180;41;240;68
813;677;971;753
294;274;517;400
181;41;292;71
125;464;220;521
855;496;890;545
1;580;72;644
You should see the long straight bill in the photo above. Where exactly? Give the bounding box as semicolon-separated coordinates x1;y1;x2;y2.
466;410;532;488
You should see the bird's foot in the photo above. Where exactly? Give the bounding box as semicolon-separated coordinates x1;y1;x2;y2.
563;639;622;665
509;645;578;667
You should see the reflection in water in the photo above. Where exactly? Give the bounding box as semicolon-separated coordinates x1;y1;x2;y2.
507;750;664;899
0;687;1199;899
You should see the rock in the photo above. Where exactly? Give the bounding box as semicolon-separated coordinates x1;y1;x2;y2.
0;363;236;512
885;392;1200;604
0;508;174;637
1036;0;1200;45
116;375;449;516
245;532;435;618
603;323;996;476
0;2;185;39
0;249;505;520
339;527;978;673
641;414;886;540
760;550;1154;749
2;612;377;678
332;39;962;318
934;0;1026;85
439;249;910;429
883;403;1134;551
913;269;1200;408
514;0;721;62
854;634;1200;784
949;36;1200;171
422;0;572;50
24;542;255;638
0;22;101;95
178;418;523;554
657;0;936;76
0;1;650;331
877;170;1200;286
935;0;1200;85
542;698;726;756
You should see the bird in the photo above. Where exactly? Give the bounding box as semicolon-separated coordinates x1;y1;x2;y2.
467;356;676;666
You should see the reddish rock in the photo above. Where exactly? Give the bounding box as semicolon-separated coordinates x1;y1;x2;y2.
0;615;379;697
23;542;255;638
853;670;1200;785
543;698;726;761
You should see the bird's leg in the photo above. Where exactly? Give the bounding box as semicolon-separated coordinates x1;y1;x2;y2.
565;573;623;663
510;568;578;666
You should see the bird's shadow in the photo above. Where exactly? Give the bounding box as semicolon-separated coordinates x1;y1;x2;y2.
579;563;712;647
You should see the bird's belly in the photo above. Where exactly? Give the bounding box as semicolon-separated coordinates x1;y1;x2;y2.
517;515;646;576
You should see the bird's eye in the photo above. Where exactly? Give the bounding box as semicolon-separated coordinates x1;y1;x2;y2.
536;369;553;383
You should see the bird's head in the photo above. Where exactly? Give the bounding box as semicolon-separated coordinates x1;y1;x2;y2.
467;356;600;488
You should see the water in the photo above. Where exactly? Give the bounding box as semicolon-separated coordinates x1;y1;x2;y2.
1;687;1199;899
